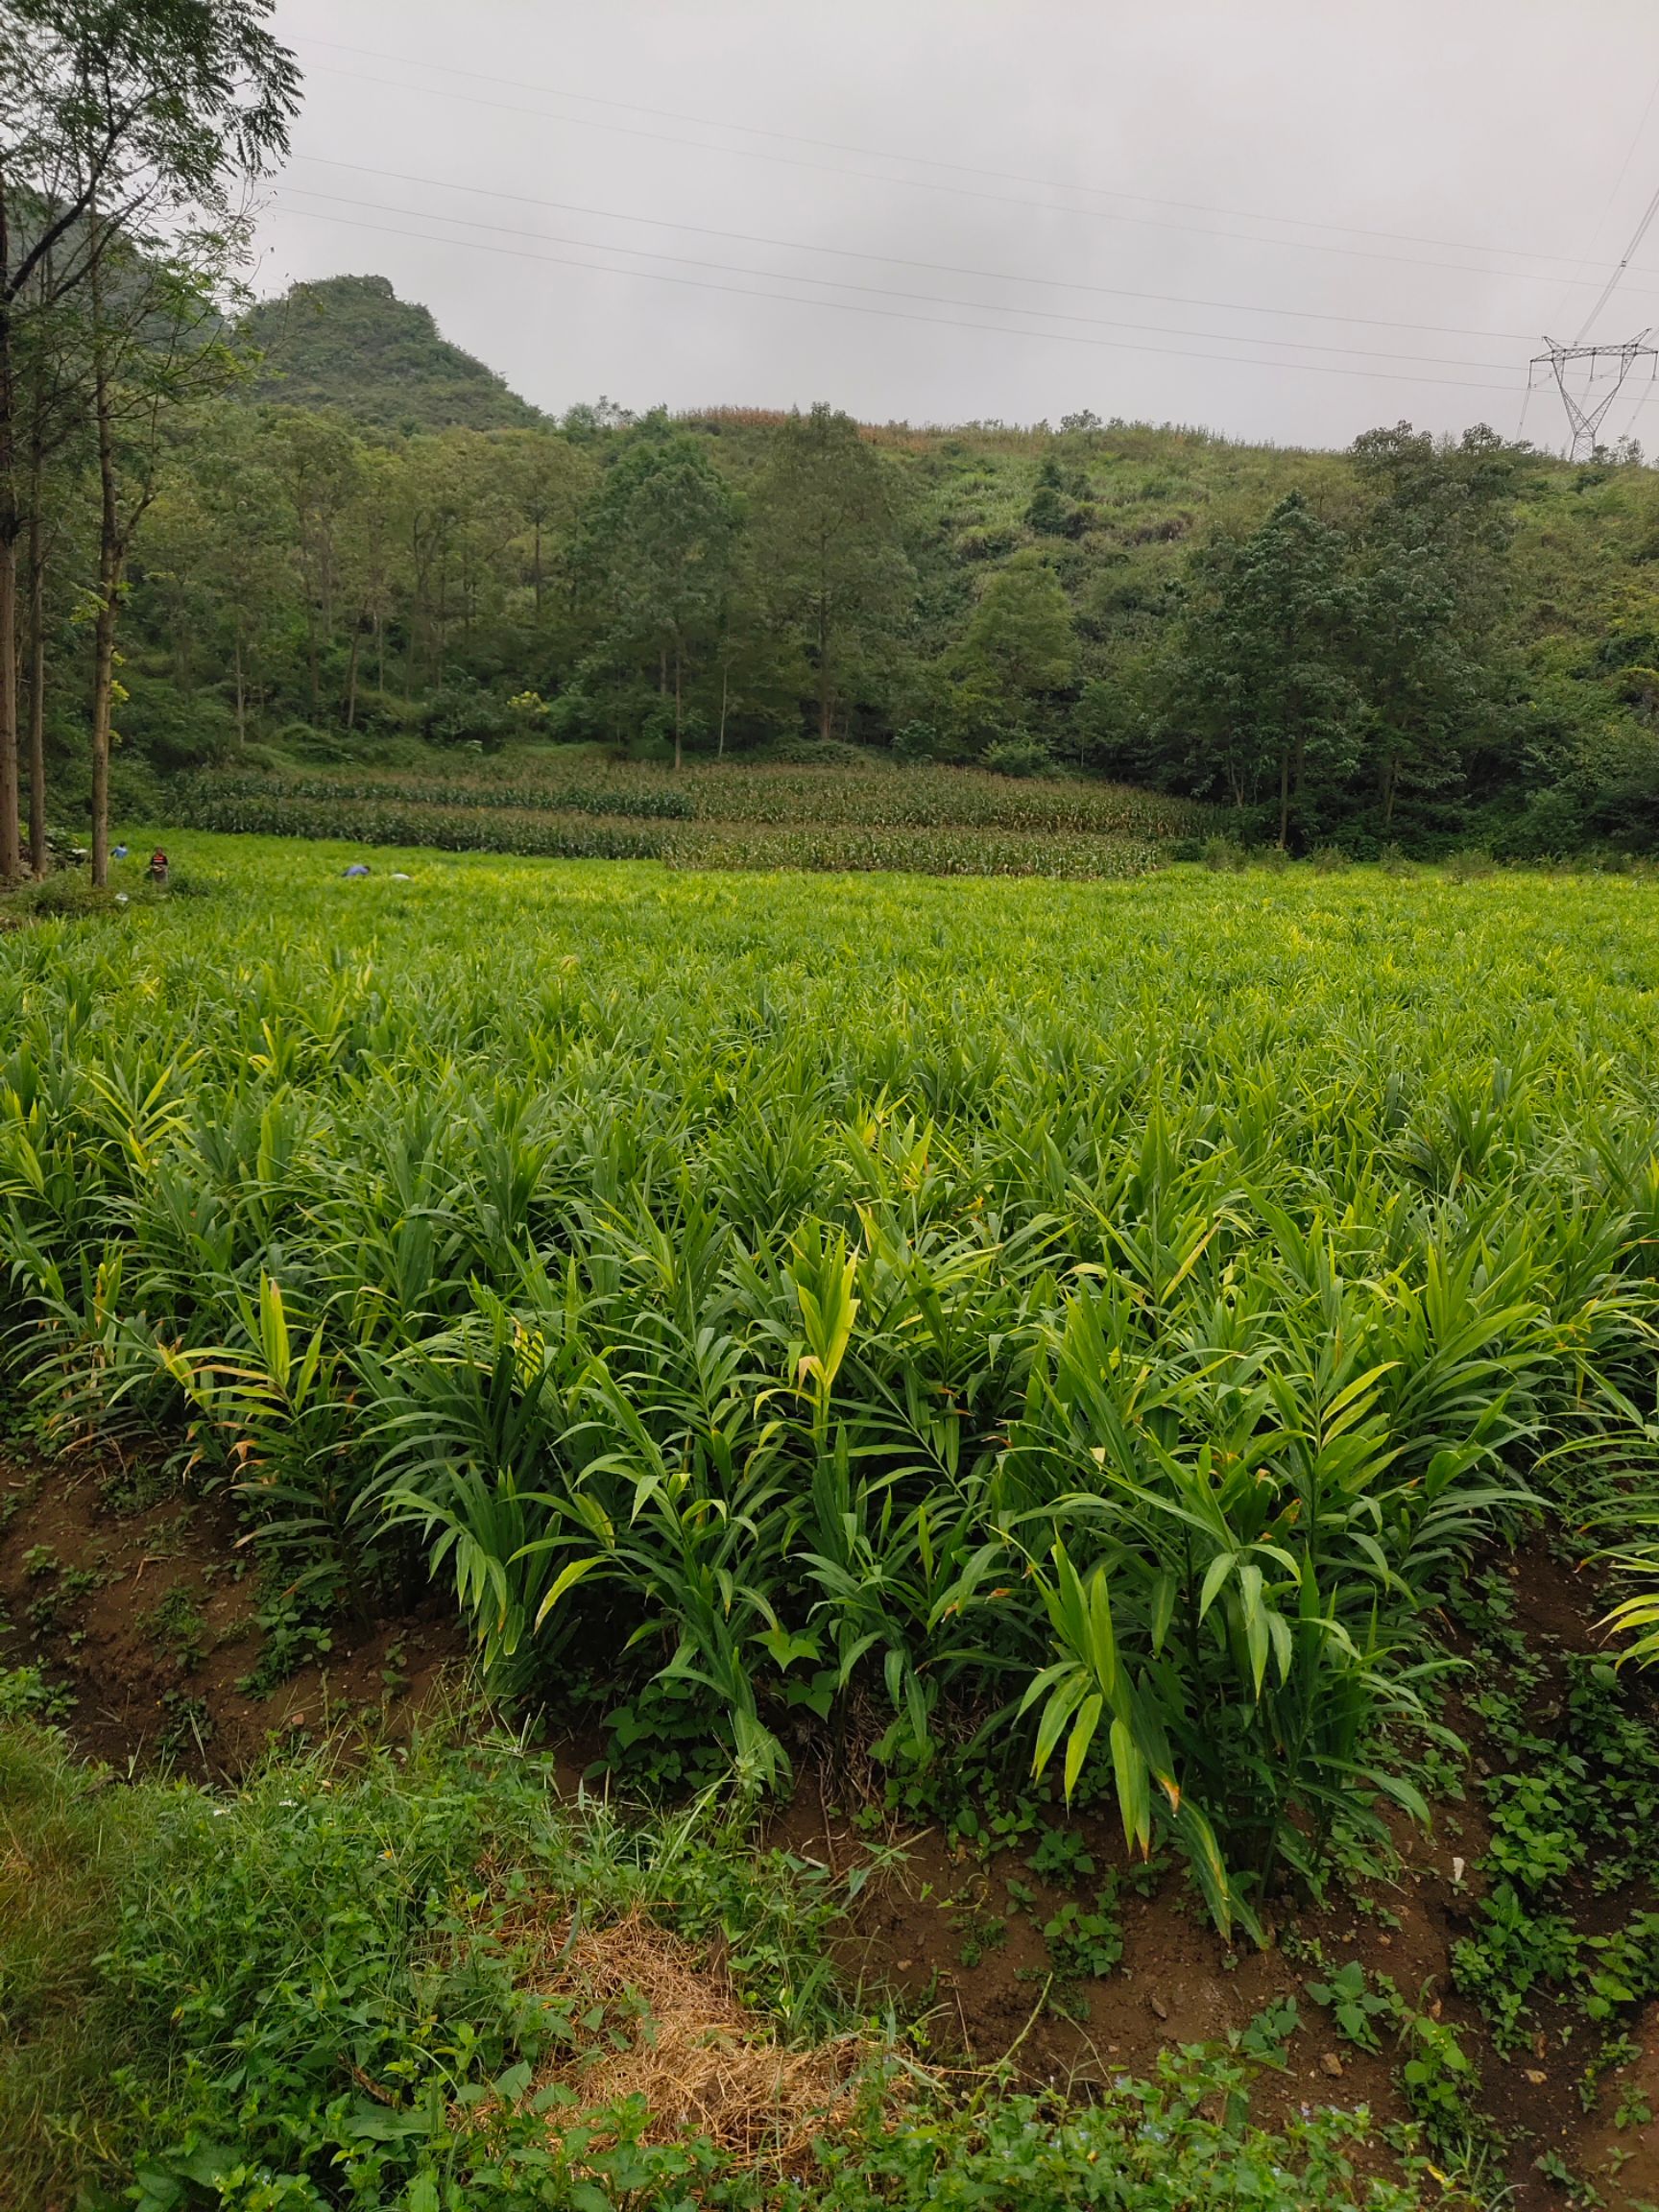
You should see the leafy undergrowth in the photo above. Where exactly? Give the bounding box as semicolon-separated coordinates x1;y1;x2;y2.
0;1709;1438;2212
11;845;1659;2205
9;1503;1659;2205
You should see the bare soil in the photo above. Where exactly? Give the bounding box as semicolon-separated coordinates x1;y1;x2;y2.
769;1546;1659;2212
0;1445;464;1779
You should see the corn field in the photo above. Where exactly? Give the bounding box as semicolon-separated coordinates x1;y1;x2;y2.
159;789;1166;880
5;835;1659;1935
163;760;1203;879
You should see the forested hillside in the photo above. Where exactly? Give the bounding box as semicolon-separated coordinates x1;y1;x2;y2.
20;267;1659;861
239;274;547;431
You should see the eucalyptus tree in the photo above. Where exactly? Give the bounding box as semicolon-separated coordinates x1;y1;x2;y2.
1177;492;1360;845
494;425;592;623
576;428;738;767
1348;422;1519;832
752;403;912;743
0;0;298;879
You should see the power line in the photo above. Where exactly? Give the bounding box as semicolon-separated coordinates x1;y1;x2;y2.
1544;51;1659;328
286;153;1548;346
302;61;1659;300
267;201;1529;397
274;184;1525;373
295;32;1629;279
1575;181;1659;341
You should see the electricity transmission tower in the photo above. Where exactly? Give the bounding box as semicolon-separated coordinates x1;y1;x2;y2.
1529;333;1659;460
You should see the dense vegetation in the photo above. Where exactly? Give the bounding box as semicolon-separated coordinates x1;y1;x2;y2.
3;1705;1442;2212
12;8;1659;2204
12;237;1659;874
11;841;1659;2200
1;258;1642;862
8;839;1659;1923
241;272;547;432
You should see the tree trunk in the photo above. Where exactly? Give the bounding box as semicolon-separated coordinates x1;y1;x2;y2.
25;489;46;876
817;603;832;741
345;621;360;730
532;518;542;617
90;341;120;890
673;639;683;772
717;660;729;758
1277;741;1290;850
233;633;247;744
89;591;116;888
0;531;16;886
0;296;18;887
1291;732;1307;844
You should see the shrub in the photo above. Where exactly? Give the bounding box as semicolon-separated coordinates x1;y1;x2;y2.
273;719;351;764
1310;844;1349;874
890;722;937;765
0;1719;1433;2212
981;734;1055;778
422;682;514;753
761;735;878;767
1203;834;1247;872
116;673;237;773
1500;788;1588;860
233;742;289;772
1444;847;1496;881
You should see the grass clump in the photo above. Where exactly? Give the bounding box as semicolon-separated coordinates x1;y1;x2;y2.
2;1718;872;2210
0;1711;137;2207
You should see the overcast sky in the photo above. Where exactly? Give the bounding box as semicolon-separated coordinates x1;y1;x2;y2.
252;1;1659;451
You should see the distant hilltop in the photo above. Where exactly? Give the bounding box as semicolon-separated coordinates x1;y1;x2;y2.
239;273;545;432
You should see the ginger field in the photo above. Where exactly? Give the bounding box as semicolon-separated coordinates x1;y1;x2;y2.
7;835;1659;2205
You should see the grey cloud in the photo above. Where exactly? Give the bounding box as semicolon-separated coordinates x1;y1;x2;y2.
255;0;1659;449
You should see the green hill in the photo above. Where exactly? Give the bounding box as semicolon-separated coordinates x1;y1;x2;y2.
240;273;543;431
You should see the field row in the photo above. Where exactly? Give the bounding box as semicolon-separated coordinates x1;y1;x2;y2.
162;785;1167;878
179;761;1205;837
5;842;1659;1934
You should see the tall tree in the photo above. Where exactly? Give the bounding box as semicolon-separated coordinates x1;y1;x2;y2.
0;0;298;879
84;226;249;880
142;398;290;740
13;231;87;872
577;430;737;767
272;408;363;722
1349;422;1518;830
495;426;590;623
1177;492;1358;845
954;549;1077;735
752;404;911;742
